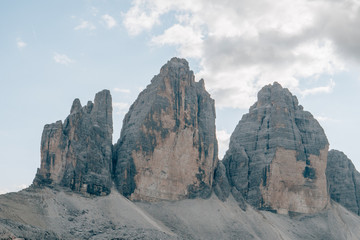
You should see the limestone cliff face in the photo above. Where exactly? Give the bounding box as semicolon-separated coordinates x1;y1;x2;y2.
327;150;360;215
113;57;218;201
33;90;113;196
222;82;329;214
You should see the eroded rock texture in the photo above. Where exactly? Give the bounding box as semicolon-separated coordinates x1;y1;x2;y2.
212;161;231;202
223;82;329;214
327;150;360;215
113;57;218;201
33;90;113;196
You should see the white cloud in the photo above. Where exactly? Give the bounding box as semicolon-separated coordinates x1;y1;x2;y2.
16;38;27;49
123;0;358;108
151;24;203;58
102;14;117;29
74;20;96;30
113;88;131;93
113;102;130;115
123;0;201;35
315;115;339;123
301;79;335;97
53;52;74;65
217;130;231;159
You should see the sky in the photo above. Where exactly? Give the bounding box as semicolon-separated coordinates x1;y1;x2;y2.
1;0;360;194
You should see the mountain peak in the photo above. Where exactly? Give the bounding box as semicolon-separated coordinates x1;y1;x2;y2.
252;82;301;111
113;57;217;201
33;90;113;196
222;81;329;214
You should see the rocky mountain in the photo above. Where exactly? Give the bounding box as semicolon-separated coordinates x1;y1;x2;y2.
33;90;113;196
220;82;329;214
1;59;360;239
326;149;360;215
113;57;218;201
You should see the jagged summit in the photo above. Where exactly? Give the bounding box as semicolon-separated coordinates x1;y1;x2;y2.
113;57;218;201
251;82;303;111
151;57;193;84
33;89;113;196
219;82;329;214
160;57;190;72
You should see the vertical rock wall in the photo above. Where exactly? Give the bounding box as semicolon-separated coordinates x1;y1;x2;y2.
113;58;218;201
222;82;329;214
33;90;113;196
327;150;360;215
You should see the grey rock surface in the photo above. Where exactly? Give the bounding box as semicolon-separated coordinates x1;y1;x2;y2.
212;161;231;202
1;188;360;240
33;90;113;196
113;57;218;201
223;82;329;213
327;149;360;215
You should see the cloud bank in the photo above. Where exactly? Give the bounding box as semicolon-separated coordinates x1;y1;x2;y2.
123;0;360;108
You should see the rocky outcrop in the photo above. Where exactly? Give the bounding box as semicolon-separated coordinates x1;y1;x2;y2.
222;82;329;214
33;90;113;196
327;150;360;215
212;161;230;202
113;57;218;201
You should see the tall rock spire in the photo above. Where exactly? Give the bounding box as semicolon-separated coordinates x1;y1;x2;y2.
113;57;218;201
221;82;329;214
33;90;113;196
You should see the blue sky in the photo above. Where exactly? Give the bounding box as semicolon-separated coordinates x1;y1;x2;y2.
1;0;360;194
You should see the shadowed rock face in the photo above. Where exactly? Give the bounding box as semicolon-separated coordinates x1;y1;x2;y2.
327;150;360;215
113;57;218;201
33;90;113;196
222;82;329;214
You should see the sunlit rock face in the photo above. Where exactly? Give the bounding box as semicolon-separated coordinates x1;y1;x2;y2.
113;57;218;201
327;149;360;215
33;90;113;196
223;82;329;214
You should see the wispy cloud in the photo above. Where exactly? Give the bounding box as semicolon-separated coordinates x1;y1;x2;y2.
0;184;28;195
113;88;131;93
90;6;99;16
53;52;74;65
113;102;130;115
16;38;27;49
74;20;96;30
102;14;117;29
315;115;339;123
217;129;231;159
301;79;335;97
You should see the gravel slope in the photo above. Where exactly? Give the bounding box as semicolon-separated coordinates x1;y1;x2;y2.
0;187;359;239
